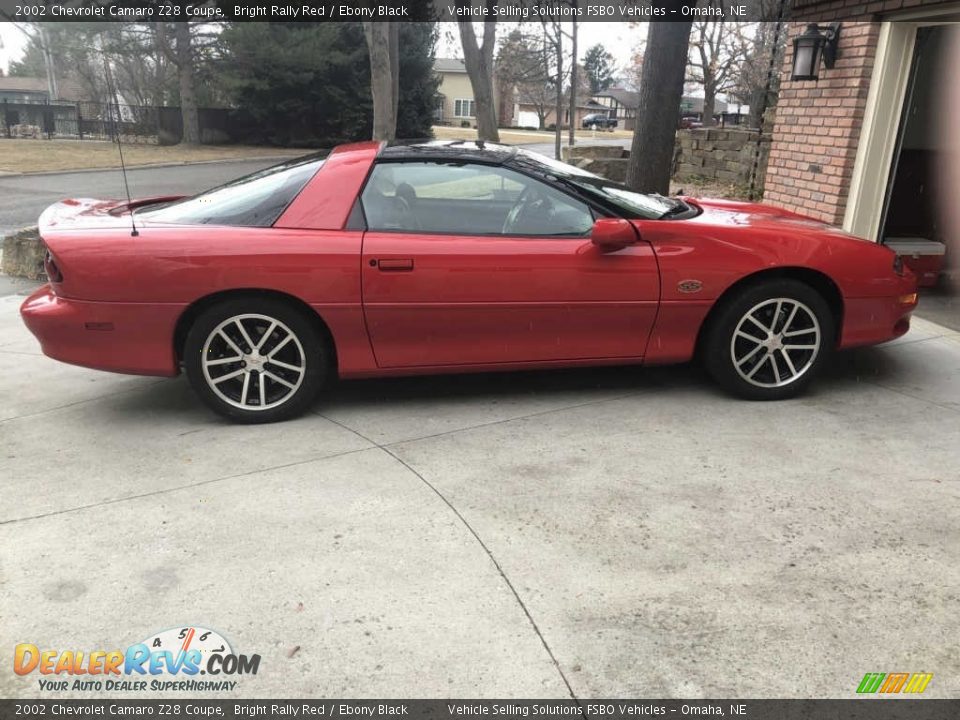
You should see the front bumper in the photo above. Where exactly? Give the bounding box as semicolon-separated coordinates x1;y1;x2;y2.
20;286;182;377
839;283;919;350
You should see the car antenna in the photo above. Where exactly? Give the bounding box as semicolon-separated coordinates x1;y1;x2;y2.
98;36;138;237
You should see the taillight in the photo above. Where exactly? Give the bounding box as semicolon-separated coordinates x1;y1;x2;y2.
44;249;63;283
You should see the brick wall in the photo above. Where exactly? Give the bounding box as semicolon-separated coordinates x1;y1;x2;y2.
791;0;958;21
763;0;957;225
763;21;880;224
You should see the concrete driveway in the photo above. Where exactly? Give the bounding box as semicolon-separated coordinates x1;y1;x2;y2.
1;293;958;700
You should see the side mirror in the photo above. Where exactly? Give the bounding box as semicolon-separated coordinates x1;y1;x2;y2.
591;218;639;251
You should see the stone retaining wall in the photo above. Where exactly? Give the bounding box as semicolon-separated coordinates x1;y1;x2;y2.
1;227;45;280
673;128;770;191
560;145;630;183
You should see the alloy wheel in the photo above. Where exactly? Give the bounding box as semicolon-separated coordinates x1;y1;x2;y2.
200;313;306;411
730;298;821;388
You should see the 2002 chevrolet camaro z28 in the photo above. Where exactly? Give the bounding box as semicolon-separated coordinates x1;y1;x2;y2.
21;140;918;423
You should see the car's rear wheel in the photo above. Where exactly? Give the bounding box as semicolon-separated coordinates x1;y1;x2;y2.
183;298;329;423
703;279;835;400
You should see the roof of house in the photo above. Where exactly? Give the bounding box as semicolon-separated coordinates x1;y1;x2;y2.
594;87;640;108
0;77;49;94
434;58;467;74
594;87;729;114
0;76;89;102
515;87;607;109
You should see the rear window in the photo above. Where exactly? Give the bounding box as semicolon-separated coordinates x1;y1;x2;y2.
137;154;325;227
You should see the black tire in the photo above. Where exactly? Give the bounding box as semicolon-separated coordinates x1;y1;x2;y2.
183;297;329;423
703;279;835;401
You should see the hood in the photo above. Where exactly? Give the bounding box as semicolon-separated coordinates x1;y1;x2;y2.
38;196;186;234
687;197;868;241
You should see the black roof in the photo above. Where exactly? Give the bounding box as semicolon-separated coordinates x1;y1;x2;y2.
380;140;518;164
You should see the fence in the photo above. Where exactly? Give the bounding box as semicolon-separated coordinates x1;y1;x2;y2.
1;99;250;145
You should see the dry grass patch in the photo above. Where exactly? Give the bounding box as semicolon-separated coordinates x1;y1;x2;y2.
0;139;306;174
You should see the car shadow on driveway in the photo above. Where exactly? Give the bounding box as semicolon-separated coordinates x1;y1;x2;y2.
93;344;918;424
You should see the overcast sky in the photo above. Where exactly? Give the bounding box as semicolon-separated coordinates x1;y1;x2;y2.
436;21;645;71
0;23;30;72
1;21;645;77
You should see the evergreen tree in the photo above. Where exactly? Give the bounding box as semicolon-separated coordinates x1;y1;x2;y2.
582;44;616;94
218;22;438;146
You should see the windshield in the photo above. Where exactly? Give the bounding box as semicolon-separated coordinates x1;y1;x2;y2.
137;154;326;227
509;148;679;220
567;180;679;219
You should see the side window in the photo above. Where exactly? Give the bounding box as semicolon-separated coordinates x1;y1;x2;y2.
360;162;594;237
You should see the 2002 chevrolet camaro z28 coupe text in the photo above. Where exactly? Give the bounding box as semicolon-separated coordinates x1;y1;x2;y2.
21;141;918;423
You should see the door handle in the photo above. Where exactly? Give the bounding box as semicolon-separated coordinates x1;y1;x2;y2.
375;258;414;272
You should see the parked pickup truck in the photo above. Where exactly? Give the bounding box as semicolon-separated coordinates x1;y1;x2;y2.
581;113;618;130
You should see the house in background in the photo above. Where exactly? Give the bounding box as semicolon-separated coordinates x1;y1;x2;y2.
1;76;89;136
764;1;957;287
434;58;497;127
592;88;728;130
509;89;609;130
592;88;639;129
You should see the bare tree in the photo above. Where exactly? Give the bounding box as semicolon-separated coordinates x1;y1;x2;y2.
363;22;400;141
458;2;500;142
622;39;646;92
729;19;787;129
539;10;577;159
107;24;174;107
495;28;550;128
567;15;577;148
686;1;747;126
625;14;693;193
155;20;201;144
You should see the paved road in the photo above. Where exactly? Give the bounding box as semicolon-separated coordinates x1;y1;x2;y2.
2;296;959;698
0;158;290;237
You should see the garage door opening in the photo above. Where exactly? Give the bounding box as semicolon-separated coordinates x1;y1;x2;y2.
879;25;951;290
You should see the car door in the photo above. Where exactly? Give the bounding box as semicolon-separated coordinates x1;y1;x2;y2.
359;160;660;369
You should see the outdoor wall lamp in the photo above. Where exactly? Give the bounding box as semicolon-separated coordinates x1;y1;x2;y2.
791;23;842;81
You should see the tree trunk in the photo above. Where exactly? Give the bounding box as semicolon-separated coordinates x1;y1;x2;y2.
458;16;500;142
389;23;400;132
625;17;693;194
175;22;200;145
364;22;397;141
554;37;563;160
567;18;577;148
702;81;716;127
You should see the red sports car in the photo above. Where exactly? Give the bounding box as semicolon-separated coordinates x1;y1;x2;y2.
21;141;918;423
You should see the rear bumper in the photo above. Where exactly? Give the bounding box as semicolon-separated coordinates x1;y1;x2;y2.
20;286;182;377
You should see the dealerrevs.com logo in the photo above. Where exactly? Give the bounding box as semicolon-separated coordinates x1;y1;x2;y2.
856;672;933;694
14;626;260;692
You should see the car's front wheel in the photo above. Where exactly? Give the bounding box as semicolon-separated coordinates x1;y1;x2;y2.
183;297;329;423
703;280;835;400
